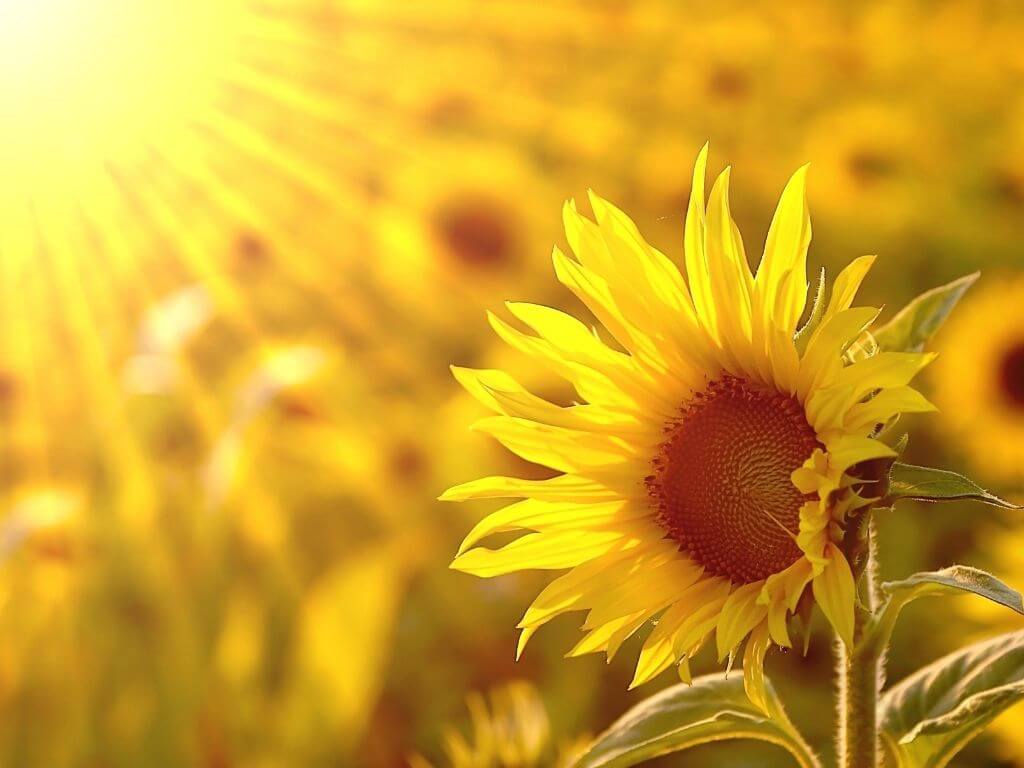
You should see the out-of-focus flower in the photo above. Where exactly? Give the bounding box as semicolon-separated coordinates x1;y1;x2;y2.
372;141;562;331
445;147;936;708
931;274;1024;486
800;102;943;238
411;680;586;768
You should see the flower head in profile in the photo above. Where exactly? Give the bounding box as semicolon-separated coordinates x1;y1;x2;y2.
443;145;935;708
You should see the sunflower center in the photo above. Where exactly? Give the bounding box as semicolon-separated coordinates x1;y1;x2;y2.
647;375;821;585
997;342;1024;408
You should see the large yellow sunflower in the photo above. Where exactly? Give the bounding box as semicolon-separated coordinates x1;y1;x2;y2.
443;145;936;707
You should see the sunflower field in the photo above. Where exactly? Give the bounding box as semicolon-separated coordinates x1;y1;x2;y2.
1;1;1024;766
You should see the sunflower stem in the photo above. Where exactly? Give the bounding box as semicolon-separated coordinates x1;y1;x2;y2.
837;519;883;768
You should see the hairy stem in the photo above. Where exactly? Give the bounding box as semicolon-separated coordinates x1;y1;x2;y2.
838;519;883;768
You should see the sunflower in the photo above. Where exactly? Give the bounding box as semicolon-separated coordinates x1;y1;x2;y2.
410;681;586;768
443;145;936;707
932;274;1024;485
799;102;942;240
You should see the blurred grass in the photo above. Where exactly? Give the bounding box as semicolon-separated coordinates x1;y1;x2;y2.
0;0;1023;765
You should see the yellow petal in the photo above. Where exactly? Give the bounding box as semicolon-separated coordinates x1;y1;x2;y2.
716;581;769;661
439;473;619;503
672;579;732;658
797;306;880;399
843;386;937;433
684;144;717;337
705;167;754;351
452;530;624;577
824;255;876;320
630;600;692;688
760;559;814;647
456;498;642;556
742;621;773;713
824;435;897;475
472;415;637;474
812;543;856;647
567;609;649;658
756;164;811;336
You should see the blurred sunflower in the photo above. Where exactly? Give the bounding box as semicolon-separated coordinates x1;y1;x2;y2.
373;141;561;324
411;681;586;768
445;146;935;707
801;102;942;238
931;275;1024;485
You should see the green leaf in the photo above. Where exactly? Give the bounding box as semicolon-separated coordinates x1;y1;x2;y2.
881;630;1024;767
571;673;819;768
887;462;1020;509
873;272;979;353
861;567;1024;677
881;566;1024;621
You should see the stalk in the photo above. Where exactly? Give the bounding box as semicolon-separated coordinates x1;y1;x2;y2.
837;519;883;768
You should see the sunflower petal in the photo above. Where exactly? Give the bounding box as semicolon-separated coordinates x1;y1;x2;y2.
440;474;619;503
456;498;642;556
716;581;769;661
824;255;876;320
452;530;624;577
756;164;811;336
812;544;856;647
684;144;717;337
743;621;773;713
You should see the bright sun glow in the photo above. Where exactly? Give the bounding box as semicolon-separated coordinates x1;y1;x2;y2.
0;0;240;188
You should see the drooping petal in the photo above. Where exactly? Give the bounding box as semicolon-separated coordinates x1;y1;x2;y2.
742;621;773;713
716;581;769;661
812;543;856;647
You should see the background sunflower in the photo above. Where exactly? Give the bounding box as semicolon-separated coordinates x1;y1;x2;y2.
0;0;1023;766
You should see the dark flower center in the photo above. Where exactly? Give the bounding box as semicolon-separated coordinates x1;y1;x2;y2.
847;150;896;184
997;342;1024;408
647;376;821;585
435;199;515;269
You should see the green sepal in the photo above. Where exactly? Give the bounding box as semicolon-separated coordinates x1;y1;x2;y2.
873;272;979;353
571;673;820;768
886;462;1020;509
880;630;1024;767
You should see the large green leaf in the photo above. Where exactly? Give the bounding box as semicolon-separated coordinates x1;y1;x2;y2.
881;630;1024;768
887;463;1020;509
882;567;1024;616
572;673;819;768
862;567;1024;655
873;272;978;353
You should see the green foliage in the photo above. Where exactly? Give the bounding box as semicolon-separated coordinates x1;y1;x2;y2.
873;273;979;353
880;631;1024;768
887;463;1020;508
861;566;1023;658
571;673;819;768
882;566;1024;618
